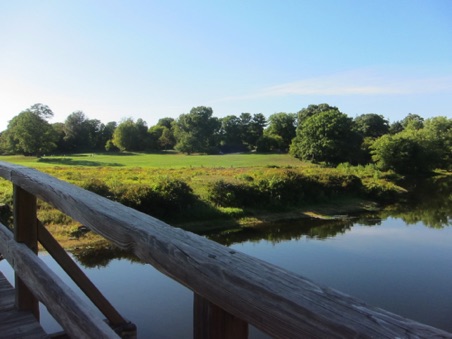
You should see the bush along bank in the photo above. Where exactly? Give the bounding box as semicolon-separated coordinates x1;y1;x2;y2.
79;168;404;224
0;166;406;238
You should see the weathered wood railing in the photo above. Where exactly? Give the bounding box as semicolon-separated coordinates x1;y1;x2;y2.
0;161;451;338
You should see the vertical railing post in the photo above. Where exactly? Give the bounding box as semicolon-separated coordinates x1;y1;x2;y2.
194;293;248;339
13;184;40;320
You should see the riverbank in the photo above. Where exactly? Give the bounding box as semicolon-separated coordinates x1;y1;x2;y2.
43;196;381;251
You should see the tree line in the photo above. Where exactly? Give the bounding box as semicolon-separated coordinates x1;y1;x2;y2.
1;103;450;174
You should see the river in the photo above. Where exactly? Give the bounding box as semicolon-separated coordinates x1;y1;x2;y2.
0;176;451;338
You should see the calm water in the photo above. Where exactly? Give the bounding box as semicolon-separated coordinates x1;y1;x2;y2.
1;177;451;337
1;217;451;338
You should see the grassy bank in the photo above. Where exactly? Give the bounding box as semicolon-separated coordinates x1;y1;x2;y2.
0;153;404;249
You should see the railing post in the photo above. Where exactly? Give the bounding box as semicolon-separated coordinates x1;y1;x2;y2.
13;184;39;320
194;293;248;339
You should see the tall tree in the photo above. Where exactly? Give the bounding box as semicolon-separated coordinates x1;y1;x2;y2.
99;121;117;151
219;115;246;152
1;104;57;156
63;111;95;152
239;113;267;149
290;109;359;165
297;103;340;126
422;116;452;169
353;113;389;138
370;130;435;174
173;106;220;154
266;112;297;151
401;113;424;130
112;118;151;152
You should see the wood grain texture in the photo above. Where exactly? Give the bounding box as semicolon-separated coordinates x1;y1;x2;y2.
0;271;48;339
13;185;40;319
0;222;120;339
194;293;248;339
37;221;127;327
1;161;451;338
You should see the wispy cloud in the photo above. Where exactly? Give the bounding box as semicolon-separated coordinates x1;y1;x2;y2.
213;69;452;103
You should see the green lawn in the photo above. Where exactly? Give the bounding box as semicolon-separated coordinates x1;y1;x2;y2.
0;152;308;169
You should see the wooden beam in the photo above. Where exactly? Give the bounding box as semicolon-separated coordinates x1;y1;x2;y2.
194;293;248;339
0;221;120;338
13;185;39;320
37;221;131;329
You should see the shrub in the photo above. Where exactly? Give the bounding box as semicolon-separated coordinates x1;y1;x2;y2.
152;177;196;213
81;178;111;198
111;178;196;218
207;180;261;207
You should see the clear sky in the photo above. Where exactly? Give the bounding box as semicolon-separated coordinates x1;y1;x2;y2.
1;0;451;131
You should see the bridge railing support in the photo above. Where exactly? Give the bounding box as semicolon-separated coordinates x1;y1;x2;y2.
13;185;39;320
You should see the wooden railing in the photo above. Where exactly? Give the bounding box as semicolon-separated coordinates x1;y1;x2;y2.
0;161;451;338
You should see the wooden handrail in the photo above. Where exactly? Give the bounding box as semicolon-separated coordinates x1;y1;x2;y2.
1;161;451;338
0;221;120;338
37;220;133;331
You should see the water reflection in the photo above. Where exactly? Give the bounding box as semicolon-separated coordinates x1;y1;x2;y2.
72;175;452;267
207;215;379;246
381;175;452;228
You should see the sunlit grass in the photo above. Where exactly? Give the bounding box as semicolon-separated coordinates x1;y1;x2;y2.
0;152;309;169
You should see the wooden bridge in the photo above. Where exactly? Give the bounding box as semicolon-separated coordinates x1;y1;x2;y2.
0;161;451;338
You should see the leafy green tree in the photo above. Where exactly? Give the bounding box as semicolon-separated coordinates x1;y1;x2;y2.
290;109;358;165
158;126;176;150
370;130;435;174
422;116;452;169
389;121;404;134
99;122;117;151
353;113;389;138
219;115;246;153
352;113;389;163
1;105;57;156
238;113;267;149
154;117;176;150
371;116;451;173
112;118;151;152
256;134;283;152
29;103;54;119
297;103;340;126
266;112;297;151
51;122;66;153
157;117;175;129
173;106;220;154
63;111;99;152
401;113;424;130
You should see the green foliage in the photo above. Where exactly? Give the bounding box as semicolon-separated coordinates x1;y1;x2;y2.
112;118;151;152
63;111;103;152
353;113;389;138
256;134;283;152
423;116;452;170
174;106;221;154
290;109;360;165
2;106;58;156
110;177;196;218
207;170;364;208
370;125;446;174
81;178;111;197
265;112;297;151
207;180;261;207
297;103;340;126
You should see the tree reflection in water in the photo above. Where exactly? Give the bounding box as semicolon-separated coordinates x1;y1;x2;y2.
72;175;452;267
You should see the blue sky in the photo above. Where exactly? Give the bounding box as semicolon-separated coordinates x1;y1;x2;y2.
1;0;451;131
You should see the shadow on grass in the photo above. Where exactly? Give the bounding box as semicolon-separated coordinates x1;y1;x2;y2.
38;157;124;167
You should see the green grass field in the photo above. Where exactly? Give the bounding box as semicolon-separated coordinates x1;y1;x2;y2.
0;152;308;169
0;152;403;247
